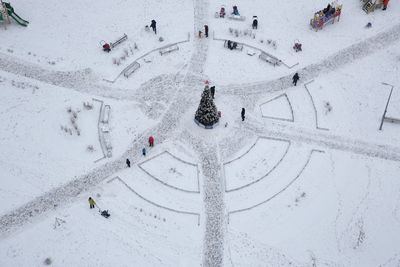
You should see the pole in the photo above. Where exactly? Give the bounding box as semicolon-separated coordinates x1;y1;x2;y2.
379;83;394;130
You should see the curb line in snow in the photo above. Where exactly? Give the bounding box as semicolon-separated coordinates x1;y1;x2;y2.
108;177;201;225
227;149;325;223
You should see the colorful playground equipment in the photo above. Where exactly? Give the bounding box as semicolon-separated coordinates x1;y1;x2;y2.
310;2;342;31
361;0;383;13
0;1;29;28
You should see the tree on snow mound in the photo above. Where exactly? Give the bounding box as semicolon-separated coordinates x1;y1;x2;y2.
194;86;219;127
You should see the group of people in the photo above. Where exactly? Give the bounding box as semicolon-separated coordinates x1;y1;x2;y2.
219;5;241;17
226;40;238;50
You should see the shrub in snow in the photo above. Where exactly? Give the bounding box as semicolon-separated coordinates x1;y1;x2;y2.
324;101;332;114
159;37;164;42
194;86;219;127
72;111;77;119
68;129;72;135
112;58;117;65
76;129;80;136
124;49;129;57
64;126;68;133
134;42;138;50
44;257;52;265
87;145;94;152
70;117;76;124
67;107;72;113
83;101;93;110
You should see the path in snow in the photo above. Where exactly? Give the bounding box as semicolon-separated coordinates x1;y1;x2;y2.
2;3;400;267
220;23;400;96
0;4;224;267
244;119;400;162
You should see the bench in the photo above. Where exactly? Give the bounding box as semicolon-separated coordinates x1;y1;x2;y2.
123;61;140;78
228;14;246;21
102;105;111;123
259;52;281;66
159;44;179;55
110;34;128;49
224;40;243;51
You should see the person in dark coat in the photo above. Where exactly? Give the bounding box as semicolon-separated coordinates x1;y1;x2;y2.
241;108;245;121
142;147;146;156
210;86;215;99
292;73;300;86
88;197;96;209
126;158;130;168
150;20;157;34
252;17;258;29
204;25;209;38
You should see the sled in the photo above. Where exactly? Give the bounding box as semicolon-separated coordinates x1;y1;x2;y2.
228;14;246;21
100;209;110;218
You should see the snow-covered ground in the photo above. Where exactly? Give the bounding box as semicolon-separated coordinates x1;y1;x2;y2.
1;0;400;266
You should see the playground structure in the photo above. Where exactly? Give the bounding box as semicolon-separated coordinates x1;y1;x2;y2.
361;0;383;13
310;2;342;31
0;1;29;28
100;34;128;52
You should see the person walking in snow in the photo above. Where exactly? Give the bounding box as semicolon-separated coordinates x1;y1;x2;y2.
252;16;258;29
142;147;146;156
148;136;154;147
382;0;389;10
88;197;96;209
292;72;300;86
204;25;209;38
150;20;157;34
210;86;215;99
126;158;130;168
241;108;245;121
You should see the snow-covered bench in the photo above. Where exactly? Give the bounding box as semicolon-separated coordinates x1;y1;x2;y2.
159;44;179;55
259;52;281;66
102;105;111;123
224;40;243;51
123;61;140;78
228;14;246;21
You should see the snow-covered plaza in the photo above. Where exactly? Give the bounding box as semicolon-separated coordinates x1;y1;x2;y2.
1;0;400;266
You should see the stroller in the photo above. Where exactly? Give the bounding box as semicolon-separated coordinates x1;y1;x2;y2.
293;40;302;52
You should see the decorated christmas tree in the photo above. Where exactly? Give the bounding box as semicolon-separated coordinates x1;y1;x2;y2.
194;85;219;128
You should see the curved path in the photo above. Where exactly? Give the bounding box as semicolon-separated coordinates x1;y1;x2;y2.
1;3;400;267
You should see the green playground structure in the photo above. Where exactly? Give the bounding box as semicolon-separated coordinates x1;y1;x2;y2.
0;2;29;27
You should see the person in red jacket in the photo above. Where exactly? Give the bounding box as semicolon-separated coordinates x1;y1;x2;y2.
148;136;154;147
382;0;389;10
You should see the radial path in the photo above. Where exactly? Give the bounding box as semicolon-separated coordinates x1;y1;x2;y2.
0;0;212;240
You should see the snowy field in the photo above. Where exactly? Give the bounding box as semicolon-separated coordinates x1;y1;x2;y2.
1;0;400;266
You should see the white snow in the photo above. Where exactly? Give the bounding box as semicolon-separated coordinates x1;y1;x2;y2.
1;0;400;266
